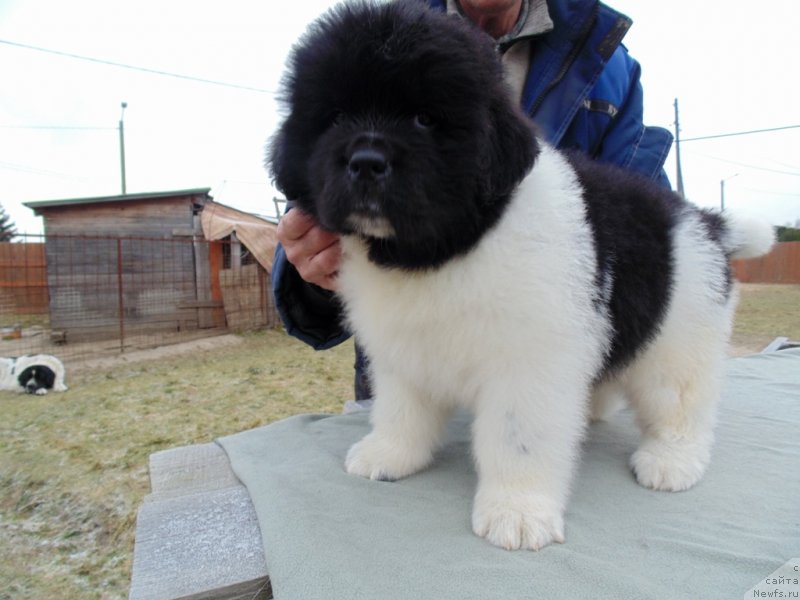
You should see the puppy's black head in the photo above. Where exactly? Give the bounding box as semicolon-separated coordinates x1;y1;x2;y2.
18;365;56;394
269;0;538;269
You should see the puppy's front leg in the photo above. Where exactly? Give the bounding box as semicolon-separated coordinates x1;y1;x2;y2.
471;382;587;550
345;370;450;481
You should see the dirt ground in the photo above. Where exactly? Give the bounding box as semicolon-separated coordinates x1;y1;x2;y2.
67;333;245;374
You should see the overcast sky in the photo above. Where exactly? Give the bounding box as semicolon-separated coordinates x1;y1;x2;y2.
1;0;798;236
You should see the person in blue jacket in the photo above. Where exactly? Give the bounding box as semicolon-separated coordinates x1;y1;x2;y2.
272;0;674;401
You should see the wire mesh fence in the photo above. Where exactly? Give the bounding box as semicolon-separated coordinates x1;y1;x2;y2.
0;234;279;363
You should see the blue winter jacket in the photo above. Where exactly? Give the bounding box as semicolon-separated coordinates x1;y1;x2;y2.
271;0;674;354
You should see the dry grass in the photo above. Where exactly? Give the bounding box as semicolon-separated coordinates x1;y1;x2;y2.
0;330;354;600
0;283;797;599
730;283;800;352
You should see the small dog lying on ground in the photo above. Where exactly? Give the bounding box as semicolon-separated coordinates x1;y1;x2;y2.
269;0;775;550
0;354;68;395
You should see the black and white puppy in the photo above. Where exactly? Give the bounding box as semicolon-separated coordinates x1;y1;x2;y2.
269;0;775;550
0;355;68;395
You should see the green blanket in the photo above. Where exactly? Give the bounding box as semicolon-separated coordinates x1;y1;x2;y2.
218;350;800;599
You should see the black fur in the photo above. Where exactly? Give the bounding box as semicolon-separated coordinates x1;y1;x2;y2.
269;0;538;269
565;152;678;371
697;210;734;300
17;365;57;394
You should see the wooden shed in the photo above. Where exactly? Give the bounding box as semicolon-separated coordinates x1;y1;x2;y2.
24;188;220;343
25;187;211;238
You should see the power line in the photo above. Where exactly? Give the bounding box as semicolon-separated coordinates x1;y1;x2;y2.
0;38;274;94
681;125;800;142
0;160;89;181
742;187;800;198
682;150;800;177
0;125;115;130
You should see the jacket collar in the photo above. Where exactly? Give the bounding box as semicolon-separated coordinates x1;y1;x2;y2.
445;0;554;50
522;1;632;144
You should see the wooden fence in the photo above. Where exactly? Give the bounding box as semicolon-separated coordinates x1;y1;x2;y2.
0;242;49;315
0;235;279;362
732;242;800;284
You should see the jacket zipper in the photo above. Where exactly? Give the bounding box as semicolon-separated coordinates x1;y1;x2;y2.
529;5;628;118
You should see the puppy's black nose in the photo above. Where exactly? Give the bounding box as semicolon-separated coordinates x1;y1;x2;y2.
348;148;390;182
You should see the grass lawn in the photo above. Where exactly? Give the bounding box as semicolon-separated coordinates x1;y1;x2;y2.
0;330;355;599
0;283;797;598
731;283;800;351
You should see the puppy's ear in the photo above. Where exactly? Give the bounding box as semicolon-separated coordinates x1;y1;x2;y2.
483;98;539;199
268;118;309;203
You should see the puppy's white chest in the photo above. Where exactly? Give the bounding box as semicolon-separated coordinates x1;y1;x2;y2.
337;242;489;397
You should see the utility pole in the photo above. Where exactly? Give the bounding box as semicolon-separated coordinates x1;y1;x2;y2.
720;173;739;211
119;102;128;195
673;98;685;197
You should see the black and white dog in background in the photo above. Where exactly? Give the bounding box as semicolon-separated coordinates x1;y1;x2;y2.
0;355;68;395
270;0;775;550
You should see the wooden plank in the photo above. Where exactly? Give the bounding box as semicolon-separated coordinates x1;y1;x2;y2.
194;213;215;329
129;487;270;600
178;300;224;310
208;241;226;328
41;199;196;238
129;443;271;600
218;264;269;332
172;228;196;237
148;443;241;498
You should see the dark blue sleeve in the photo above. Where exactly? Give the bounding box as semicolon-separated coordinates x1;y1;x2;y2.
272;241;352;350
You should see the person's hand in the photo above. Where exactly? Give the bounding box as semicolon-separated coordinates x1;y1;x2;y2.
277;209;341;291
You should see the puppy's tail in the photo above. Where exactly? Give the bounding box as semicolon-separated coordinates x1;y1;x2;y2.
721;213;776;260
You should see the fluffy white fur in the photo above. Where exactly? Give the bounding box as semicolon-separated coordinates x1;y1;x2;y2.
0;354;68;395
340;145;773;550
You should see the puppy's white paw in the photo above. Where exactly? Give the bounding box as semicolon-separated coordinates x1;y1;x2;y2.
472;489;565;551
345;433;433;481
630;436;710;492
34;388;48;396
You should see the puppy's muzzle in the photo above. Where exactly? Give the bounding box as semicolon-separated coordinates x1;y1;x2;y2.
348;148;391;183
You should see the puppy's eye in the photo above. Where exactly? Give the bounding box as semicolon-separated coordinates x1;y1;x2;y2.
414;113;434;129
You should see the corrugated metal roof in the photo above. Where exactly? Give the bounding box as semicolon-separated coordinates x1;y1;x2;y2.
23;188;212;212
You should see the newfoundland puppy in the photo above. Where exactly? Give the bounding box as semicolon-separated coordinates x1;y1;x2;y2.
269;0;774;550
0;354;68;395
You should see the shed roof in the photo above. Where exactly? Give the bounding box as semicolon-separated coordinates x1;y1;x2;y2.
201;201;278;273
23;188;212;213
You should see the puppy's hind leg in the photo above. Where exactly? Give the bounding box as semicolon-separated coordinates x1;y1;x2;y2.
627;216;742;492
345;369;451;482
589;377;627;423
626;331;727;492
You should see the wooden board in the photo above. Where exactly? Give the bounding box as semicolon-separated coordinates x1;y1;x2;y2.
129;443;271;600
219;264;269;332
